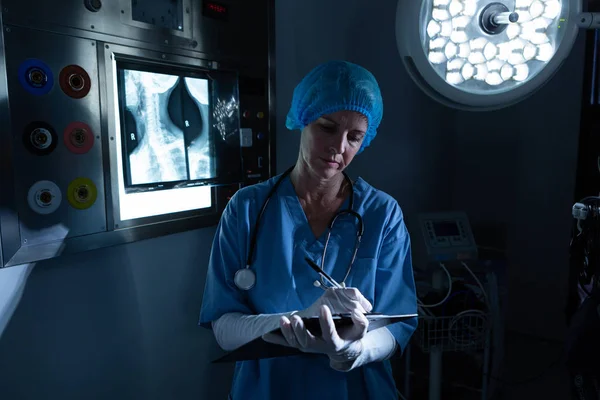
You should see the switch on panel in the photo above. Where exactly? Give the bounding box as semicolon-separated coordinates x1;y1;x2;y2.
240;128;253;147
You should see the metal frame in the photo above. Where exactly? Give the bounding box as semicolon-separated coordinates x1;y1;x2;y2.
101;43;219;231
408;268;498;400
0;7;16;268
574;25;600;201
267;0;277;176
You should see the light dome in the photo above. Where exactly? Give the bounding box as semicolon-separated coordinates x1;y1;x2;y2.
396;0;584;110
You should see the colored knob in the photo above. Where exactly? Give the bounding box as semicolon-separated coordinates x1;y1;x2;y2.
68;73;85;91
39;191;53;205
28;68;47;87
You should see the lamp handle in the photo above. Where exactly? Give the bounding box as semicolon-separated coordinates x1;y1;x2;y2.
577;12;600;29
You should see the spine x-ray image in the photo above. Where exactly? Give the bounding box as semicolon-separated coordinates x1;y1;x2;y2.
121;68;216;188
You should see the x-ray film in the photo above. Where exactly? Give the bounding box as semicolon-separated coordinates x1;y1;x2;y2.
117;65;217;192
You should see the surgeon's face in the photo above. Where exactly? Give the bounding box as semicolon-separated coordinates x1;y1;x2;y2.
299;110;367;179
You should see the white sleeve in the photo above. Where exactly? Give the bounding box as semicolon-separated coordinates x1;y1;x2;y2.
329;327;398;372
212;311;297;351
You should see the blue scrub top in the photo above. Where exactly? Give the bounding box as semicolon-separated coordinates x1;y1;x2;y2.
200;172;418;400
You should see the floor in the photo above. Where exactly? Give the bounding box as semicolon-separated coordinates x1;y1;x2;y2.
393;329;571;400
494;331;570;400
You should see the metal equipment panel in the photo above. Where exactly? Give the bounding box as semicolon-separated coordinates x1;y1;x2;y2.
1;0;269;62
4;26;107;246
2;0;194;49
100;42;226;230
0;0;275;268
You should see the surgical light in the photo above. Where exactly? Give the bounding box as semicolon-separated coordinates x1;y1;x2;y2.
396;0;600;110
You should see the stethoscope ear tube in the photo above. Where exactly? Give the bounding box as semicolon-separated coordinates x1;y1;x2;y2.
244;166;295;268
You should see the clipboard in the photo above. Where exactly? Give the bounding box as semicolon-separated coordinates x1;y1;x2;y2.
211;312;418;363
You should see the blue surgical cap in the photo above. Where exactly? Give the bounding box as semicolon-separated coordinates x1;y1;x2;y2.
285;60;383;153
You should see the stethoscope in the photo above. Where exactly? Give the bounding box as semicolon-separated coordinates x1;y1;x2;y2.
233;166;364;291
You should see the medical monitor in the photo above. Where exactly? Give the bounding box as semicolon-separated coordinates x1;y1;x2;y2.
417;212;478;264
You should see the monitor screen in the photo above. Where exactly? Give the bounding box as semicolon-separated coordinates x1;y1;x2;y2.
433;221;460;237
117;62;217;193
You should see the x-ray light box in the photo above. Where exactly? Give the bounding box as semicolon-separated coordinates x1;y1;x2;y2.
107;50;243;227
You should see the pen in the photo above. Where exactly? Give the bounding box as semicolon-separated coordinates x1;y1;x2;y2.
304;257;342;288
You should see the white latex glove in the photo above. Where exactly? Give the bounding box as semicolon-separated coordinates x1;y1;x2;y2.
296;287;373;318
262;304;369;364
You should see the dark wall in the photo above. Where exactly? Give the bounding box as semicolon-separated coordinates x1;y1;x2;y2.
275;2;456;225
452;34;586;340
0;228;234;400
274;2;457;288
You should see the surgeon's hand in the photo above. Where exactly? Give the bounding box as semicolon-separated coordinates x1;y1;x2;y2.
297;287;373;318
262;304;368;363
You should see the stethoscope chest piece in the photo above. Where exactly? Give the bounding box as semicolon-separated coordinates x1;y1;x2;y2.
234;267;256;291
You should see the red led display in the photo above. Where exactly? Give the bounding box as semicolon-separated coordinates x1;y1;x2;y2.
203;1;228;20
207;3;226;13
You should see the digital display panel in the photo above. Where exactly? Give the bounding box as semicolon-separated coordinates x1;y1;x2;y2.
203;1;228;20
433;221;460;237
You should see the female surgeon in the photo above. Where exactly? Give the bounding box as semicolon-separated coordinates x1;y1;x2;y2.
199;60;418;400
